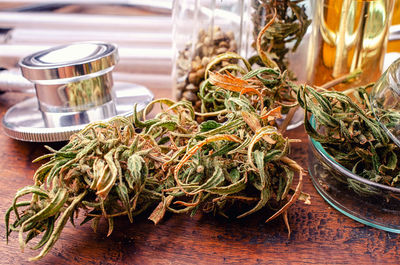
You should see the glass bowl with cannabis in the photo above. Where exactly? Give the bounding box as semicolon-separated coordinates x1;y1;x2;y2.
308;132;400;233
298;83;400;233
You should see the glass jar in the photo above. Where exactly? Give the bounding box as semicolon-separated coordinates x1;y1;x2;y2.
171;0;249;111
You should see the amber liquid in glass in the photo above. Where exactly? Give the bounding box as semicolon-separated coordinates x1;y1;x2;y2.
307;0;394;90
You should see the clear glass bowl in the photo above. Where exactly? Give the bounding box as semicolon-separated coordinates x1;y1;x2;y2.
308;117;400;233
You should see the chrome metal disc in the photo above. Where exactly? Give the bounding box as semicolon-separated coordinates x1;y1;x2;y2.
2;82;153;142
19;42;119;82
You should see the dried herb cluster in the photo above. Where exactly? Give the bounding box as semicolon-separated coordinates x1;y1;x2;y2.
373;91;400;144
198;52;298;118
6;64;307;260
299;85;400;188
250;0;311;76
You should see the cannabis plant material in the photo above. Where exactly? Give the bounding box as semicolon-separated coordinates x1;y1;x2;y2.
198;52;299;124
298;85;400;188
5;102;197;261
251;0;311;73
372;91;400;144
6;91;306;260
375;108;400;144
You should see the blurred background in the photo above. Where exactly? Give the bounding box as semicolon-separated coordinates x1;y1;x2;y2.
0;0;174;98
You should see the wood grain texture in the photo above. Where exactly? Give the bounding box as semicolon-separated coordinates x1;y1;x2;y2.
0;90;399;265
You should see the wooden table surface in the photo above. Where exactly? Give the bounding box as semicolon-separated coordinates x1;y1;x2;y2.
0;88;399;265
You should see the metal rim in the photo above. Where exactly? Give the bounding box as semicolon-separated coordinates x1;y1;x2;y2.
19;42;119;82
2;82;153;142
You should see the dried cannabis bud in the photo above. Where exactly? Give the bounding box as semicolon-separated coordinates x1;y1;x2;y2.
298;85;400;188
198;52;298;121
251;0;311;75
6;79;306;260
